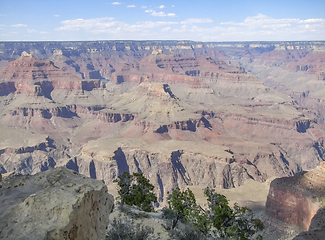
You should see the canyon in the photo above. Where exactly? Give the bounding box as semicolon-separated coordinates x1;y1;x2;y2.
0;40;325;238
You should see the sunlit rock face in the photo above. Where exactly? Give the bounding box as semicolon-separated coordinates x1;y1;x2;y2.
266;162;325;231
0;41;325;202
0;167;114;240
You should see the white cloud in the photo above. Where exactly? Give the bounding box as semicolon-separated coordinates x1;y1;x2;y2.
145;10;176;17
141;6;147;8
218;14;325;39
54;15;60;17
139;21;178;28
127;5;136;8
111;2;121;5
152;11;166;17
145;10;165;16
162;27;171;31
11;24;27;27
27;29;37;33
57;17;116;31
158;5;165;9
299;18;325;23
181;18;213;25
56;17;178;36
54;14;325;41
221;13;299;29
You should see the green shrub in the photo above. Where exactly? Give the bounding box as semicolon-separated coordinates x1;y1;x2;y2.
119;204;150;219
114;172;157;212
106;218;154;240
169;224;207;240
163;187;264;240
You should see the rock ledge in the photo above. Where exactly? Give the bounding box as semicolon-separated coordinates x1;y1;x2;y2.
0;167;114;240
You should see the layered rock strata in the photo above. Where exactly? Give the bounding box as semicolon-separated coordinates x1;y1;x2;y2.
0;167;114;240
265;162;325;231
0;41;325;206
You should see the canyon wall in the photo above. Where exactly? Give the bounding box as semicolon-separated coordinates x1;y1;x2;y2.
0;40;325;204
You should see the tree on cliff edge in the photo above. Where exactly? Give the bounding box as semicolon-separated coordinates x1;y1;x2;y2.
114;172;157;212
164;187;264;240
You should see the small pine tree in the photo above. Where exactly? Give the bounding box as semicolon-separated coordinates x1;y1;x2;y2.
114;172;157;212
164;187;198;229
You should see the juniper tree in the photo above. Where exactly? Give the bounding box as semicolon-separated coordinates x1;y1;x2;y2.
114;172;157;212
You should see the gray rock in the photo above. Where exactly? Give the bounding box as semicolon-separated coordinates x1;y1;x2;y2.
0;167;114;240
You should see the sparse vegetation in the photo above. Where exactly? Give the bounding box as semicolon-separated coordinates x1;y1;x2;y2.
163;187;264;240
203;187;264;240
114;172;157;212
106;218;154;240
115;172;264;239
119;204;150;219
162;187;199;230
169;224;207;240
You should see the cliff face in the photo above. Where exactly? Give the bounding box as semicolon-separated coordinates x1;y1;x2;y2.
0;41;325;204
265;162;325;230
292;207;325;239
0;167;114;240
0;52;105;98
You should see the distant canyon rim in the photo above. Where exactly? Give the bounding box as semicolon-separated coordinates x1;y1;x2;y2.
0;40;325;209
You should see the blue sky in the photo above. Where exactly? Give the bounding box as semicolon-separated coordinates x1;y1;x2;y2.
0;0;324;41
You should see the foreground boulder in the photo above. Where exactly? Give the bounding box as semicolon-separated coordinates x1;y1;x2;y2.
0;167;114;240
265;162;325;238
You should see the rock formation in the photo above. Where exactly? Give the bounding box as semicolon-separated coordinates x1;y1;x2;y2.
265;162;325;232
0;167;114;240
0;41;325;204
292;207;325;239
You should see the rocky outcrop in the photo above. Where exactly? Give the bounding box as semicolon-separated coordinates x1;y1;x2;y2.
0;167;114;240
0;52;105;98
292;207;325;239
0;52;81;81
265;162;325;230
97;111;135;123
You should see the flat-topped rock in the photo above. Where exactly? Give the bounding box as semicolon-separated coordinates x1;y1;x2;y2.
0;167;114;240
265;162;325;230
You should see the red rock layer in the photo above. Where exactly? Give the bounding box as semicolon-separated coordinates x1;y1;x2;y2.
266;162;325;230
0;53;104;95
110;54;247;86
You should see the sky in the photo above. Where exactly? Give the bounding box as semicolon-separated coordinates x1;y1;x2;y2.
0;0;324;42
